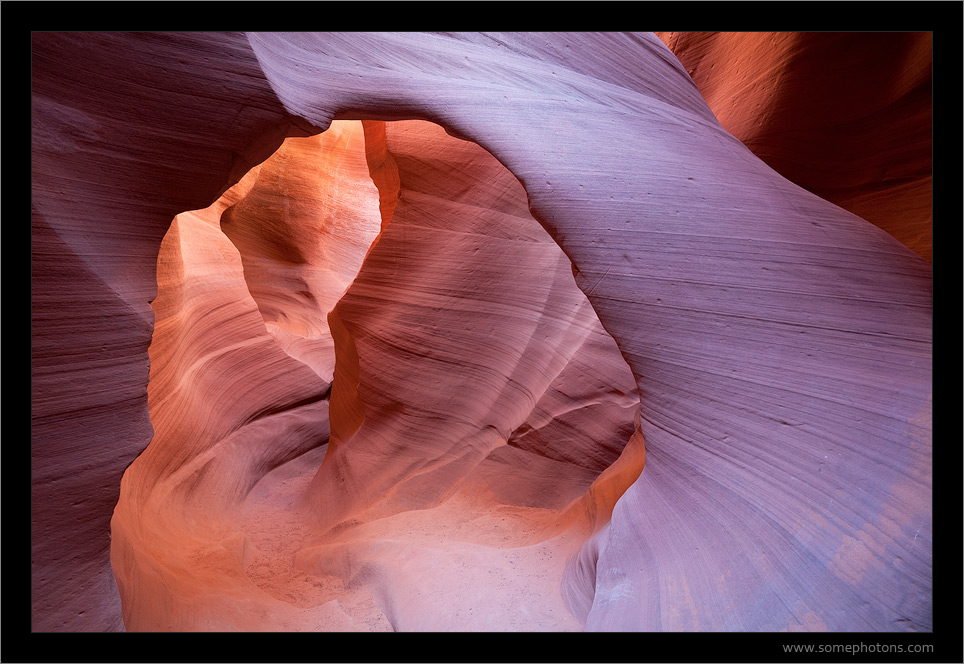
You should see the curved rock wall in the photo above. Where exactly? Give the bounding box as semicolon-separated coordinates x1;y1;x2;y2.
111;175;335;630
657;31;933;262
31;31;931;633
218;122;383;381
31;31;300;632
302;119;642;534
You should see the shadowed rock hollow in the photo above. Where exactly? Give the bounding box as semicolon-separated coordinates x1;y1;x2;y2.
31;31;932;634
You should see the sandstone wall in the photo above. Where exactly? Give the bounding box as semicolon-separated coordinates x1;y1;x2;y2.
657;31;932;262
31;31;932;633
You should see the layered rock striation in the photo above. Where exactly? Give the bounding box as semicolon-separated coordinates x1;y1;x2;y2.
110;118;642;631
31;32;932;633
657;31;933;262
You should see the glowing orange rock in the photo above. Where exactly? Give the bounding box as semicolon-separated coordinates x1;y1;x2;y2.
104;116;643;631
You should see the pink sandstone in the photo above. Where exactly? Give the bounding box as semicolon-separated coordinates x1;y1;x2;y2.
657;31;933;262
31;32;932;633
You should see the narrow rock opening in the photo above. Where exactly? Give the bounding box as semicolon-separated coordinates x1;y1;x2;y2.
111;118;645;632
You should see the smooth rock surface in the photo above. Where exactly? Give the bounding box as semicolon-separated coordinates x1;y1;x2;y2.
31;31;303;632
31;32;932;633
657;31;933;262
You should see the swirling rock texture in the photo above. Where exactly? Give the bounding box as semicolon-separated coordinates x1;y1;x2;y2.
31;32;932;634
656;31;933;262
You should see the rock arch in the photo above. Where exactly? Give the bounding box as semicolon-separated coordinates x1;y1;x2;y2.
31;31;932;633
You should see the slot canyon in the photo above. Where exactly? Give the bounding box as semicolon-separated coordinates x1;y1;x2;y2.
31;31;934;636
